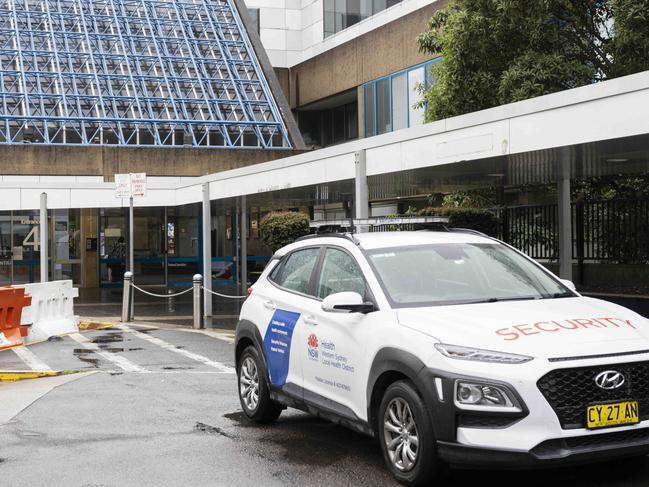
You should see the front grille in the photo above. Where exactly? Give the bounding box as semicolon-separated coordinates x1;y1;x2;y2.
537;361;649;429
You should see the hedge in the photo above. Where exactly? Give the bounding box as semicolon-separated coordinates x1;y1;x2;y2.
260;211;311;252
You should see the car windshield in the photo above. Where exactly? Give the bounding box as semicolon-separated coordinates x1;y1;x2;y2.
366;243;573;308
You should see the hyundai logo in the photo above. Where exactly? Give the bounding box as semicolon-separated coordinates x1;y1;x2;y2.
594;370;626;390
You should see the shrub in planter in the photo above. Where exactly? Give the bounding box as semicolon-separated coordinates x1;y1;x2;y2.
418;207;499;237
260;211;311;252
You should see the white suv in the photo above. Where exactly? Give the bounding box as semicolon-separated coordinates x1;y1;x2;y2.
235;230;649;485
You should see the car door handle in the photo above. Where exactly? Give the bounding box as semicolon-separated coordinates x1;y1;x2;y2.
263;300;276;310
303;315;318;326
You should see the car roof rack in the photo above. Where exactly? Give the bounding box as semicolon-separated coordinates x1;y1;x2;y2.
445;227;489;238
296;232;358;243
308;216;449;234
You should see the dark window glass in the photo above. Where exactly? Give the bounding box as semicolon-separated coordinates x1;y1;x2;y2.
376;77;391;135
364;83;376;137
317;248;366;299
274;248;320;295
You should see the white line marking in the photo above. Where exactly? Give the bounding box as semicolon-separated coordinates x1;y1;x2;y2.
11;346;52;371
118;325;235;374
181;328;235;344
69;333;150;373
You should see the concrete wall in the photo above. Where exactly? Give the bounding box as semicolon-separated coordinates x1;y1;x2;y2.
0;145;302;179
287;2;445;108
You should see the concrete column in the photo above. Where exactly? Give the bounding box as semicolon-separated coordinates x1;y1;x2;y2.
39;192;48;283
202;183;212;318
240;195;247;293
354;150;369;232
557;149;573;281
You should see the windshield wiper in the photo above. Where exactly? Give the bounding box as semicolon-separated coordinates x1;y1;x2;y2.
544;291;575;299
465;296;539;304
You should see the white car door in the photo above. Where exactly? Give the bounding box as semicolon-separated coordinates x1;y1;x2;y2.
260;246;322;396
301;246;372;420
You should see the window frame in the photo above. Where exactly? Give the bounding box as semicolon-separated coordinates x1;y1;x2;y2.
362;57;442;137
267;245;324;300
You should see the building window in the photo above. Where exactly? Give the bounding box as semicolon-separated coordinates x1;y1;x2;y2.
248;8;260;34
298;91;359;148
363;58;440;138
324;0;402;38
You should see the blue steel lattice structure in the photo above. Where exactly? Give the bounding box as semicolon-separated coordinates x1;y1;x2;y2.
0;0;292;148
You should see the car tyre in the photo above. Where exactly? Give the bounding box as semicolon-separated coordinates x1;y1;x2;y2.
378;380;445;486
237;345;283;423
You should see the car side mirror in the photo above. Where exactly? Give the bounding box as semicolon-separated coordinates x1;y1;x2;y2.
321;292;375;314
560;279;577;292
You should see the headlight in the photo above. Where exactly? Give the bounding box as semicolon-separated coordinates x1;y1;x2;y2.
455;381;522;412
434;343;533;364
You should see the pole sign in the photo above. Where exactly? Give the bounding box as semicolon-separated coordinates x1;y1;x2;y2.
115;173;147;198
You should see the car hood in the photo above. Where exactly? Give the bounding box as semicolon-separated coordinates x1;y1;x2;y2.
397;297;649;360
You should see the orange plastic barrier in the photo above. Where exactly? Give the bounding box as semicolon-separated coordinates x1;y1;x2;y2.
0;287;32;350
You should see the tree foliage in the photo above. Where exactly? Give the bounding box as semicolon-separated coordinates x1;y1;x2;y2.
259;211;311;252
417;0;649;121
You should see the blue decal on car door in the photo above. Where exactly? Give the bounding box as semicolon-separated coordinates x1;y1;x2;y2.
263;309;301;386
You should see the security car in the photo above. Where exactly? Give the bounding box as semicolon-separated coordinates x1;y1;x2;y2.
235;229;649;485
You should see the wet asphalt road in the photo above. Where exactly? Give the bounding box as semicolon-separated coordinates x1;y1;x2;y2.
1;326;649;487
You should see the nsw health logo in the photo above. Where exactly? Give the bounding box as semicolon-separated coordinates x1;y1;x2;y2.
307;334;319;361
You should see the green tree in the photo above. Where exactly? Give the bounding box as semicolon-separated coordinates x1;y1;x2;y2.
259;211;311;252
417;0;649;122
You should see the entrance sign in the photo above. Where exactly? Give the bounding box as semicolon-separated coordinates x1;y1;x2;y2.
115;173;147;198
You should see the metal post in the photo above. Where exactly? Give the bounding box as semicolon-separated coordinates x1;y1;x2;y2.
558;148;573;281
129;194;135;318
235;201;240;291
241;195;247;294
121;271;133;322
193;274;204;329
40;192;48;282
129;195;134;274
202;183;213;318
354;150;369;232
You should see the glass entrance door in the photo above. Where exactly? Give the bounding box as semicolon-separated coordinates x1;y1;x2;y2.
133;207;166;285
51;209;82;284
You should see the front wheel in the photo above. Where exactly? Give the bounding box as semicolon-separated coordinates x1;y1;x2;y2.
378;380;444;486
237;346;283;423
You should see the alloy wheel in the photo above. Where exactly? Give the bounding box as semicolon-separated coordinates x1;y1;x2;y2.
239;356;260;411
383;397;420;472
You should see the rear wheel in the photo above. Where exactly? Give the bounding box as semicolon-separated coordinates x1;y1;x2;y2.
378;380;444;486
237;346;283;423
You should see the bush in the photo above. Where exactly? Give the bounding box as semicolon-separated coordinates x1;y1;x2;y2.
260;211;311;252
418;207;499;237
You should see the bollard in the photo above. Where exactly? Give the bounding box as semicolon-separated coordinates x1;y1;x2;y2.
193;274;204;330
121;271;133;323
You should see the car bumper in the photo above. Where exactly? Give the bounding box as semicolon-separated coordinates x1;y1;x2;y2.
437;427;649;468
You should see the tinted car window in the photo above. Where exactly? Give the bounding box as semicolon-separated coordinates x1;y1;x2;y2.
317;248;366;299
273;248;320;295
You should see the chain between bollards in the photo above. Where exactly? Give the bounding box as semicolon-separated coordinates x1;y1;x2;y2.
193;274;204;330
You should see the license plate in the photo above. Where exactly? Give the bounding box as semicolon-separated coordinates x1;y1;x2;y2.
586;401;639;429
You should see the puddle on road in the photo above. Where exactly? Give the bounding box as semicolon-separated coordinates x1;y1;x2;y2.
194;422;234;439
73;349;100;367
222;411;255;427
47;336;63;342
162;366;194;370
222;411;376;466
91;333;124;345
